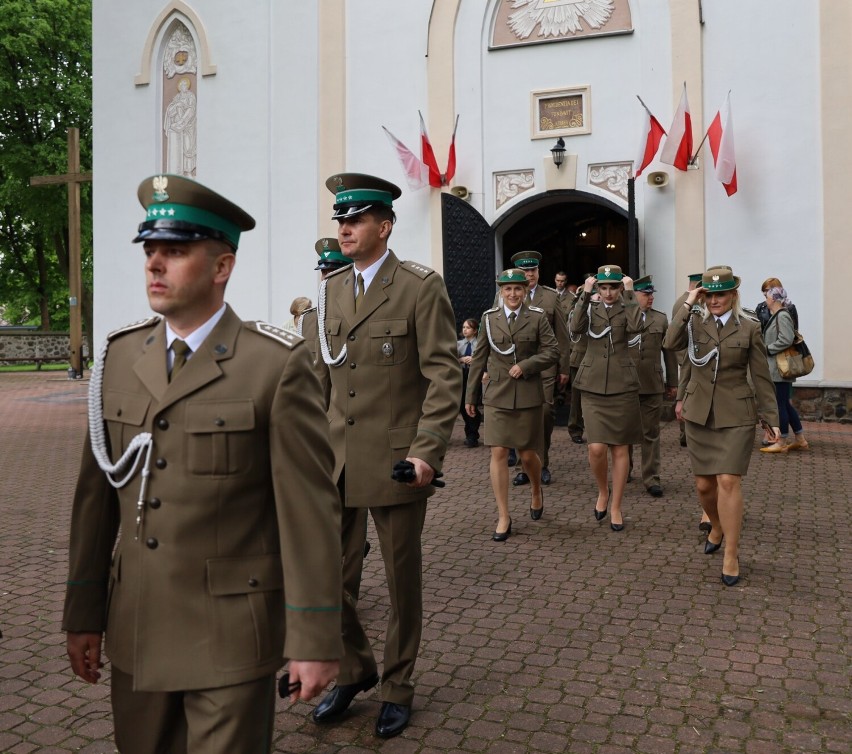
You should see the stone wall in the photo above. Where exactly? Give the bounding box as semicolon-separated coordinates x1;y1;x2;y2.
0;331;88;365
792;384;851;423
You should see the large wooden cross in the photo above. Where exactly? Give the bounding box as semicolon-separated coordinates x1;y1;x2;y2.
29;128;92;378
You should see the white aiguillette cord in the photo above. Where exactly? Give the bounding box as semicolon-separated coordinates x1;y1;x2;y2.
317;278;347;367
687;312;720;383
88;337;154;540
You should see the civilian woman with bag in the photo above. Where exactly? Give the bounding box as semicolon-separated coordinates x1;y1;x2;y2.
664;266;780;586
759;287;808;453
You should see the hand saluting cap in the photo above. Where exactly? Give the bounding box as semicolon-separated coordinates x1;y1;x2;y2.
133;174;255;250
326;173;401;220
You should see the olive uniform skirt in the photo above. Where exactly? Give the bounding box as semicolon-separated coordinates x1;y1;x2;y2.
685;421;755;476
580;390;643;446
484;404;544;452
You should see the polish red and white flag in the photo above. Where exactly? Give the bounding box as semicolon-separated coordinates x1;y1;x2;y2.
660;83;693;171
444;114;460;186
707;91;738;196
634;97;666;177
382;126;429;190
419;111;444;188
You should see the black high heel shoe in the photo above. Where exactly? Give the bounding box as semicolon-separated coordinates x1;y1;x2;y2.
704;534;723;555
721;573;740;587
610;522;624;532
594;488;609;521
530;489;544;520
492;520;512;542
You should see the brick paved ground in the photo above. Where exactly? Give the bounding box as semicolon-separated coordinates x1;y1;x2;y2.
0;372;849;753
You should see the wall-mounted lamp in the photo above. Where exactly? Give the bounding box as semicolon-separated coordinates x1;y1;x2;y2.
550;137;566;168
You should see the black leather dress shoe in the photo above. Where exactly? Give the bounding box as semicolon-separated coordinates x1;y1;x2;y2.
311;673;379;723
571;435;586;444
512;472;530;486
492;520;512;542
647;485;664;498
375;701;411;738
704;535;723;555
540;468;552;485
507;450;517;466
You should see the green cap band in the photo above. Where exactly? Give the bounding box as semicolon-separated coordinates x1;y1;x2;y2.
145;203;242;247
334;188;394;207
513;257;539;268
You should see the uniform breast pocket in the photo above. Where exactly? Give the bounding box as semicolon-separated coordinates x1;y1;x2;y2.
185;400;256;476
725;339;749;365
103;390;151;451
369;319;408;365
323;317;342;354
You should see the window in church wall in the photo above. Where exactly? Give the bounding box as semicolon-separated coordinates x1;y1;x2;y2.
161;21;198;177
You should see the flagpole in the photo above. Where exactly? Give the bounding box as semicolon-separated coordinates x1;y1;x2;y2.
689;129;711;165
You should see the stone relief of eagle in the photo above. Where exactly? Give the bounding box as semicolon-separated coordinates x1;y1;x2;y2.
508;0;615;39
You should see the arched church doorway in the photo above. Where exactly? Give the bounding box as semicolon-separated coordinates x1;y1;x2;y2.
494;191;633;289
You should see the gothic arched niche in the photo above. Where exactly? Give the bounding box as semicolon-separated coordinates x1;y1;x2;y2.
161;20;198;176
490;0;633;49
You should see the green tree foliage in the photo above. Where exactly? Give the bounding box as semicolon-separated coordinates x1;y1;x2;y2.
0;0;92;340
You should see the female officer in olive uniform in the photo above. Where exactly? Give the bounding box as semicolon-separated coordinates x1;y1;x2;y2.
664;266;780;586
570;265;643;532
465;269;559;541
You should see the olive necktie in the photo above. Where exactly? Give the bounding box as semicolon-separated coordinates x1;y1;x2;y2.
355;273;365;312
716;318;724;333
508;311;517;332
170;339;191;381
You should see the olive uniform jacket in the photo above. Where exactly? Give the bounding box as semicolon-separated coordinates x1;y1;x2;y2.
316;251;461;508
62;306;344;692
629;308;679;395
664;306;779;428
570;290;642;395
466;304;559;409
299;307;332;405
492;285;570;376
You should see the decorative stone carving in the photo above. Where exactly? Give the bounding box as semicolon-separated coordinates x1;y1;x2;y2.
161;22;198;176
509;0;615;39
495;171;535;209
163;23;197;78
491;0;632;48
588;162;631;201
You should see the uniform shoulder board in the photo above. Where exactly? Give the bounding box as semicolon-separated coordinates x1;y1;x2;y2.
528;305;545;313
106;316;160;341
301;306;317;315
740;308;759;323
484;306;500;314
250;321;302;349
539;284;557;293
400;260;434;279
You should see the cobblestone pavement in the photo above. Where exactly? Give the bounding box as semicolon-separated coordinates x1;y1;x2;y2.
0;372;849;753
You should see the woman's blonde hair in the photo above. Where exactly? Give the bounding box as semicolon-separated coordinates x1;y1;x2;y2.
289;296;312;317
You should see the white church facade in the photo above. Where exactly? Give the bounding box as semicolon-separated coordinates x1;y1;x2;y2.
91;0;851;407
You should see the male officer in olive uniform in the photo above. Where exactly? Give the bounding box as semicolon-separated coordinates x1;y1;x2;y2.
507;251;570;486
312;173;460;738
299;238;353;368
62;174;343;754
627;276;679;497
